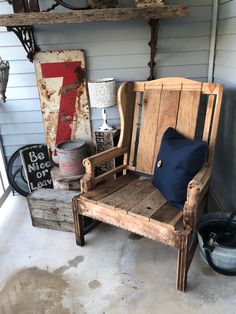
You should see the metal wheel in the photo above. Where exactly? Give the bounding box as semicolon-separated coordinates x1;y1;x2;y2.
7;145;32;197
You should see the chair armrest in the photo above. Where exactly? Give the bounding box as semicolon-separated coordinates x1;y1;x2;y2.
183;164;211;230
83;146;128;174
81;146;129;192
186;164;211;206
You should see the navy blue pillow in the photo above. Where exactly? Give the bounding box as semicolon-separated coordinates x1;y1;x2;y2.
152;128;207;209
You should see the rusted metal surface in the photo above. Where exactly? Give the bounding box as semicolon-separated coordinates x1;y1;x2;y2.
7;1;40;61
9;0;29;13
9;0;40;12
148;19;159;80
56;140;90;176
7;26;39;62
34;50;92;163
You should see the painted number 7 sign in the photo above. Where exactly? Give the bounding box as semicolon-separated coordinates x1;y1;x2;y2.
34;50;92;163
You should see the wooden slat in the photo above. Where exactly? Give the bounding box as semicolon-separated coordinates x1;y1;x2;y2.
84;147;128;167
169;211;183;228
134;81;221;95
118;82;136;148
32;218;74;233
0;6;188;27
203;94;215;142
208;85;223;163
129;92;141;167
176;89;201;139
150;204;181;228
136;89;161;173
93;164;127;185
100;177;155;211
78;198;181;248
153;89;181;169
29;208;74;223
27;188;79;203
80;174;136;203
128;189;167;219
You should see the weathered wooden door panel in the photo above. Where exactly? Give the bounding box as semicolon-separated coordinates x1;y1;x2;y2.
34;50;92;163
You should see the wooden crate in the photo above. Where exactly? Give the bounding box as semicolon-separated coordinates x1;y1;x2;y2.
27;188;80;232
51;166;82;191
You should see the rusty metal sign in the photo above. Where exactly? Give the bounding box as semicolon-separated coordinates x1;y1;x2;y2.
34;50;92;163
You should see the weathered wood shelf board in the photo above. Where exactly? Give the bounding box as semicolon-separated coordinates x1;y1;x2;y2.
0;6;188;27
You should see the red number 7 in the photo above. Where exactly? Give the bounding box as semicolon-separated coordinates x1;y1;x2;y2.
41;61;82;155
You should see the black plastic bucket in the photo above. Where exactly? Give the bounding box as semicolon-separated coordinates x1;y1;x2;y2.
197;212;236;275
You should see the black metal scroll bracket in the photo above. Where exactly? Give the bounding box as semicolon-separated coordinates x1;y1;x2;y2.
7;26;40;62
148;19;160;81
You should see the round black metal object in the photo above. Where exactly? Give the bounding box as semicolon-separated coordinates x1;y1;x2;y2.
7;145;31;197
197;212;236;276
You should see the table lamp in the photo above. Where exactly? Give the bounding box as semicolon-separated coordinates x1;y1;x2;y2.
0;57;10;103
88;78;116;131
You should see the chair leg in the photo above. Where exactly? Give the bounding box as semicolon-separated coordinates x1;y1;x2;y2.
176;235;189;292
72;200;85;246
76;214;85;246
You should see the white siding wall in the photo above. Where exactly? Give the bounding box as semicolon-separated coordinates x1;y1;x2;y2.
0;0;213;161
212;0;236;211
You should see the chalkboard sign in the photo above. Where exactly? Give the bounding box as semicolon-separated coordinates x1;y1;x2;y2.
20;144;53;192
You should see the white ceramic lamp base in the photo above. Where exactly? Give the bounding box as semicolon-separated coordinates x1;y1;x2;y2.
99;108;113;131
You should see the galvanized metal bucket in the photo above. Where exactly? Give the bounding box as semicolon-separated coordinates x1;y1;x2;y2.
56;140;90;176
197;212;236;275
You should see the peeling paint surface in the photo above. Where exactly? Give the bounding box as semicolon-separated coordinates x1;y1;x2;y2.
34;50;92;163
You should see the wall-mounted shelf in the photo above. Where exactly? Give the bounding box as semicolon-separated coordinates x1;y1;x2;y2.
0;4;188;78
0;6;187;26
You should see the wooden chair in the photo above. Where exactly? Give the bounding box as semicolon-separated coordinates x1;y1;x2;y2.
72;77;223;291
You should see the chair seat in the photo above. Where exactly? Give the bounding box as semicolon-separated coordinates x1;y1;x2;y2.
79;174;184;247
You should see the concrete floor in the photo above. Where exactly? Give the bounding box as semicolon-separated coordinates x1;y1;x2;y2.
0;195;235;314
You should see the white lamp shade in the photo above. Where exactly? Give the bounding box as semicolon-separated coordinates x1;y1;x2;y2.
88;78;116;109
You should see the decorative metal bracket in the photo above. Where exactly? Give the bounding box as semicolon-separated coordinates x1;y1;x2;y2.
148;19;160;81
7;26;40;62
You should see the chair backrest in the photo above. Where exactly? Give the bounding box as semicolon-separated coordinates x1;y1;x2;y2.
117;77;223;175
